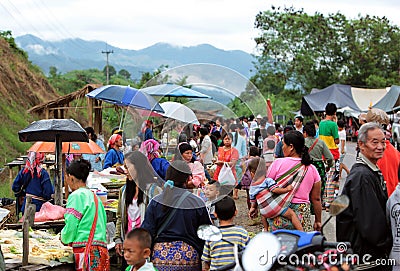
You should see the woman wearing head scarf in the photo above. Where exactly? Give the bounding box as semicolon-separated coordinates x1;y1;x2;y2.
12;151;54;213
175;142;205;188
103;134;124;169
140;139;170;180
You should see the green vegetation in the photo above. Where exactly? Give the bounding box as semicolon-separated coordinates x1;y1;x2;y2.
0;30;28;60
253;7;400;93
0;101;32;162
0;181;12;198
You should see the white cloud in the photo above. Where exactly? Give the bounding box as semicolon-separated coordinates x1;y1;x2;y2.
25;44;58;55
1;0;399;53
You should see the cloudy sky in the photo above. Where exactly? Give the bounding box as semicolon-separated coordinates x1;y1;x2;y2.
1;0;399;53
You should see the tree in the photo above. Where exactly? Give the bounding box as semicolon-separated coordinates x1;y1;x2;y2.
103;65;116;78
49;66;59;79
253;7;400;92
118;69;131;79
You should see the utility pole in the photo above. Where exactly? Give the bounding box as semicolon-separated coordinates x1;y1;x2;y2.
102;44;113;85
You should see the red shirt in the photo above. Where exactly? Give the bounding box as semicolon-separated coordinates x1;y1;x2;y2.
377;140;400;196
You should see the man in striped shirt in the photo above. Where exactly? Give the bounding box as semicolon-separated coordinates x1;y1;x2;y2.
201;197;250;270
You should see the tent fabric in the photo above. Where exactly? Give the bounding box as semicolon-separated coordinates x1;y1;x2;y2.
351;87;387;111
301;84;359;116
301;84;394;116
373;85;400;113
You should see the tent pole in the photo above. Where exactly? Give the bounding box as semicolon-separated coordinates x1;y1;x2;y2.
119;107;125;130
313;111;320;122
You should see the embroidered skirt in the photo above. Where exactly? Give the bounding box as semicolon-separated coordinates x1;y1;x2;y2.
267;203;313;232
73;245;110;271
152;241;201;271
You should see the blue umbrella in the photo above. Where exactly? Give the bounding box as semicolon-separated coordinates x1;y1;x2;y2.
86;85;165;113
141;83;211;99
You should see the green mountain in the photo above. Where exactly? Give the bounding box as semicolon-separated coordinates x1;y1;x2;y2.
15;34;255;79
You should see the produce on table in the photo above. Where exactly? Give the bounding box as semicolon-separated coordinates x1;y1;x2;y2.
0;229;73;265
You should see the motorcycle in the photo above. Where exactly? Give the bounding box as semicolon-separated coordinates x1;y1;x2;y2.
197;195;351;271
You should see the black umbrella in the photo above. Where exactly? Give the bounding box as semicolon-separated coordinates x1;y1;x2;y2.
18;119;89;206
18;119;88;142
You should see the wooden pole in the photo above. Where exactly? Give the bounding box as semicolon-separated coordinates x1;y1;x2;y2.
22;196;35;266
88;98;93;128
45;108;49;119
54;135;63;206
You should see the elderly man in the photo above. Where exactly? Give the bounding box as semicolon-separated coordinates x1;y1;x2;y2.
365;108;400;196
336;122;392;270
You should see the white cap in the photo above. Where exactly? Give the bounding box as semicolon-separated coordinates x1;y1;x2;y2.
256;114;263;119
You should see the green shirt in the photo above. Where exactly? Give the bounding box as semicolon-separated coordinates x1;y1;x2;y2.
305;137;334;168
61;187;107;247
319;120;339;159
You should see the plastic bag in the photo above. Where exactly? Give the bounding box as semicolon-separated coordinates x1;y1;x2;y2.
34;202;66;222
218;163;236;186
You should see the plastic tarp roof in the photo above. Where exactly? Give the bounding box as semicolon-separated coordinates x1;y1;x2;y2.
301;84;359;115
301;84;390;116
351;87;387;111
373;85;400;113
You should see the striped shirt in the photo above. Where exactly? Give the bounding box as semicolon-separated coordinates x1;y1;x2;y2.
201;225;249;270
319;120;339;159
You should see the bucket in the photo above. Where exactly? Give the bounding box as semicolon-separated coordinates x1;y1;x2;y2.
96;191;108;205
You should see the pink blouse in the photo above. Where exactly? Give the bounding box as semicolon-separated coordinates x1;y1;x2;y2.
267;157;320;204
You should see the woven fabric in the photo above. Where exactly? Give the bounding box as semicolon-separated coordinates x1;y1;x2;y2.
253;164;307;218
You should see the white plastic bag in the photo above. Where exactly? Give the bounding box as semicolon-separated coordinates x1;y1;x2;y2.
218;162;236;186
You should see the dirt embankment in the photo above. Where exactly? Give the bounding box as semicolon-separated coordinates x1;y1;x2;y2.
0;37;60;163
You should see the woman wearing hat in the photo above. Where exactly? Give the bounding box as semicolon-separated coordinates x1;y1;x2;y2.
103;134;124;169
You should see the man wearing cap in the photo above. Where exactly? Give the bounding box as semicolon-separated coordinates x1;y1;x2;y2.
366;108;400;196
337;122;392;270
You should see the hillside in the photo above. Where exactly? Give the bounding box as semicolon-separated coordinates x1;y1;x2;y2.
15;35;255;79
0;37;60;164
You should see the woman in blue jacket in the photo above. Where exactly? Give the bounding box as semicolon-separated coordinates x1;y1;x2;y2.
12;152;54;213
103;134;124;169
